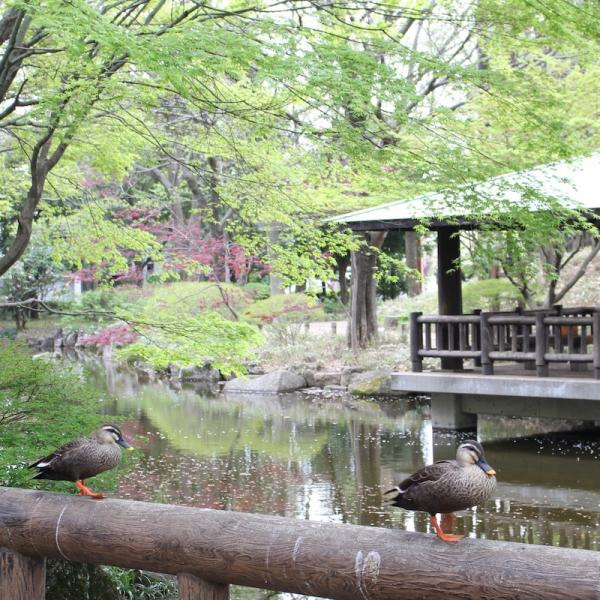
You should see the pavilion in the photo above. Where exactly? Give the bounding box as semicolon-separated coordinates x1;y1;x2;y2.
331;153;600;367
331;154;600;428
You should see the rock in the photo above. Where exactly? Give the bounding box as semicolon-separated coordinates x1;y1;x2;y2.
324;384;347;392
169;364;221;382
224;369;306;393
312;371;342;387
63;330;79;347
347;369;392;396
40;336;55;350
340;367;361;387
53;329;64;350
169;364;182;379
32;351;59;361
181;364;221;383
135;365;155;382
302;370;316;387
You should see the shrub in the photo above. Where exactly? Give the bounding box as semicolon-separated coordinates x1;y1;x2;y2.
242;293;325;324
244;282;271;301
462;278;522;312
138;281;253;319
0;341;121;492
77;288;132;322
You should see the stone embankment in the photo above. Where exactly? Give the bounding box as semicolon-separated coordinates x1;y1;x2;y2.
21;328;397;396
225;368;394;395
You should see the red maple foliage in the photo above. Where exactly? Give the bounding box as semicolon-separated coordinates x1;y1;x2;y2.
80;324;139;347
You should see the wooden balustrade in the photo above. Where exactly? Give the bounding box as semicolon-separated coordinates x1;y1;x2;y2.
1;488;600;600
410;306;600;378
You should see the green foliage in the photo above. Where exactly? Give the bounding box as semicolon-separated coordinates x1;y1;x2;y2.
319;291;346;317
103;568;177;600
0;342;124;493
77;288;133;320
244;282;271;301
461;279;523;312
137;281;253;319
0;234;64;328
241;293;325;324
48;205;162;279
380;277;522;319
47;561;120;600
117;310;263;376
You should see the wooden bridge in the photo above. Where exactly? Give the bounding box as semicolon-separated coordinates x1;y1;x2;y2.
1;487;599;599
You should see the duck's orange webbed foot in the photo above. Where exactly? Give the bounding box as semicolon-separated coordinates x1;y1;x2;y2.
441;513;455;530
75;480;106;500
430;514;464;543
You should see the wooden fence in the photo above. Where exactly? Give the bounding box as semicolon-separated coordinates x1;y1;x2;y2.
1;488;600;599
410;306;600;377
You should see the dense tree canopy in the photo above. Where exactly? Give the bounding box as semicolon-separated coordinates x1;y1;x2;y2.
1;0;599;357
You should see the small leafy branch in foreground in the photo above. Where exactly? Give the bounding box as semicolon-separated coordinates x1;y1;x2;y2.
117;310;264;377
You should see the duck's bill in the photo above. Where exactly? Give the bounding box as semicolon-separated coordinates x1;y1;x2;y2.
476;458;496;476
118;439;133;450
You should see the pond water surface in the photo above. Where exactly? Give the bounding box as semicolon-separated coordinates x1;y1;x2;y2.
83;358;599;597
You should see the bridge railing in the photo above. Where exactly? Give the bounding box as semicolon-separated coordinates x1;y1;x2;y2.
1;487;600;599
410;306;600;377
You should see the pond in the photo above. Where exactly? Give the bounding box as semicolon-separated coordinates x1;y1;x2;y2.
82;357;599;597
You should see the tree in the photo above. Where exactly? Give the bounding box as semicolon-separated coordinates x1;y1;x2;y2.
2;0;600;358
0;235;63;329
466;229;600;308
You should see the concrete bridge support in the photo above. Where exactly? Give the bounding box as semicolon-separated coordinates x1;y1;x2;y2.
430;393;477;430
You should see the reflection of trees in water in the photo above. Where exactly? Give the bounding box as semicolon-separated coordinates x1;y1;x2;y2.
351;421;383;527
79;357;600;550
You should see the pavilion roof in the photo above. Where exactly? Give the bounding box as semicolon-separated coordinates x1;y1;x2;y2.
329;153;600;231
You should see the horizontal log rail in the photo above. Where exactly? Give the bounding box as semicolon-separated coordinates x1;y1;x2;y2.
1;488;600;600
410;307;600;377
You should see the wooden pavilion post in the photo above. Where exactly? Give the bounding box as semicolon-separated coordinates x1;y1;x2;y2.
437;226;463;370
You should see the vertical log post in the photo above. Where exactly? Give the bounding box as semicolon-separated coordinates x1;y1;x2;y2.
178;574;229;600
472;309;482;367
536;312;549;377
593;311;600;380
0;549;45;600
410;312;423;372
480;312;493;375
437;227;463;370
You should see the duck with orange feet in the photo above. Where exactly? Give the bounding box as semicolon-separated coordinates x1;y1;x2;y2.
384;440;496;543
29;424;133;499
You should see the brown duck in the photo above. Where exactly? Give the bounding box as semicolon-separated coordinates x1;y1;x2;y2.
29;424;133;499
385;440;496;542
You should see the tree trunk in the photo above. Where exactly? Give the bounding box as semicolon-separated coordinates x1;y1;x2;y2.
267;224;284;296
404;231;422;296
337;253;350;304
349;232;386;351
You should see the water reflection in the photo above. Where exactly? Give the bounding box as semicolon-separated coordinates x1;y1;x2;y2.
81;357;600;555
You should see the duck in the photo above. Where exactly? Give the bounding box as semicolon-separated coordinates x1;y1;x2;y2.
29;424;133;499
384;440;496;543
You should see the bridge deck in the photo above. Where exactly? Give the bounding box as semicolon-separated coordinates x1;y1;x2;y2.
392;367;600;400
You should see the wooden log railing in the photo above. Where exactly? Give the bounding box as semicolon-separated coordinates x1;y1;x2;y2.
410;306;600;378
1;488;600;600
